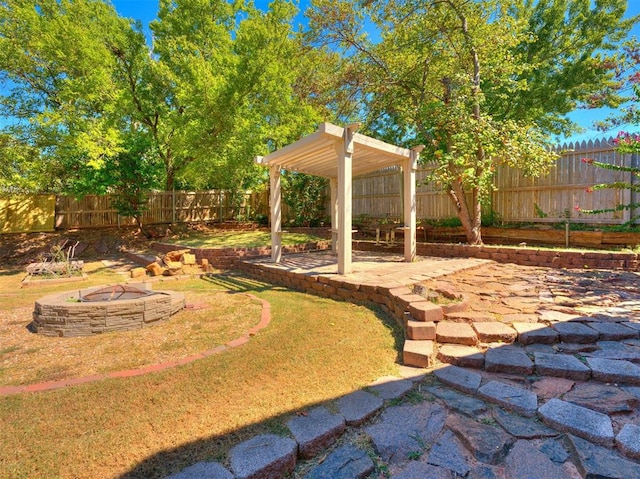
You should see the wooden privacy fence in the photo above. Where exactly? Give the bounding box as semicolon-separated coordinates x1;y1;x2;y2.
0;194;55;233
54;190;271;230
351;137;639;225
2;137;636;233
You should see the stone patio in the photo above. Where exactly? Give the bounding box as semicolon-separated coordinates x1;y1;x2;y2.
165;251;640;479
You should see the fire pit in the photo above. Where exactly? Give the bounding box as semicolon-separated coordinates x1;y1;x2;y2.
31;283;185;337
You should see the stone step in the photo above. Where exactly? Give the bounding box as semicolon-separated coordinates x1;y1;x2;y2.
403;339;436;368
436;321;477;346
406;320;436;340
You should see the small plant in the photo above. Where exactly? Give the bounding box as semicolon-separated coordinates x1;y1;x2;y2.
534;203;548;218
480;416;498;426
407;450;422;460
579;131;640;226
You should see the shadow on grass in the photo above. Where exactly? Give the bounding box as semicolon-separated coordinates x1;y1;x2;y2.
117;273;405;479
201;271;275;293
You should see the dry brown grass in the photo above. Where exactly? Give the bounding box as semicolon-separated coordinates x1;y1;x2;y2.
0;259;402;479
0;262;262;386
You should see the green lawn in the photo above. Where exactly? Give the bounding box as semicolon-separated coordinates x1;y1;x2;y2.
0;266;402;479
165;230;326;248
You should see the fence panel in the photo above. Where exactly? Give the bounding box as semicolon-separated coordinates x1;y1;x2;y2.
53;190;268;230
0;195;55;233
351;138;636;225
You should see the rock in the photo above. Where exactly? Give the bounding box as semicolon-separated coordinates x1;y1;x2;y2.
525;343;556;355
182;253;196;265
540;438;570;463
201;258;210;271
477;380;538;416
165;260;183;270
365;402;446;465
403;340;435;368
146;262;163;276
504;440;566;479
286;407;345;459
426;430;471;477
303;444;374;479
165;249;190;263
447;413;515;465
511;322;559;345
425;386;488;417
130;267;146;279
467;464;502;479
335;390;383;426
555;342;598;354
436;344;485;368
434;282;461;300
551;322;599;344
534;352;591;381
433;365;482;394
537;310;583;323
586;357;640;385
390;461;454;479
538;398;614;446
408;301;443;322
436;321;478;346
587;341;640;361
531;377;575;400
616;423;640;460
485;346;534;375
566;434;640;479
228;434;297;479
406;320;436;340
164;462;233;479
368;377;413;400
472;322;517;343
563;383;639;414
589;322;639;341
444;311;495;322
493;407;557;438
622;385;640;400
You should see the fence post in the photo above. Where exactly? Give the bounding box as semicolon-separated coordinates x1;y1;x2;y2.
172;189;176;224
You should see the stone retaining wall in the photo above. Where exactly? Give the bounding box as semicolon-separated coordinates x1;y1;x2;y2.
152;241;331;270
352;241;640;271
238;241;640;335
237;261;432;330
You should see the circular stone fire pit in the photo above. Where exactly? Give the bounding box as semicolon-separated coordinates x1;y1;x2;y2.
31;283;185;337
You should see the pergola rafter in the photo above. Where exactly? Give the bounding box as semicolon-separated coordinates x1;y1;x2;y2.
256;122;424;274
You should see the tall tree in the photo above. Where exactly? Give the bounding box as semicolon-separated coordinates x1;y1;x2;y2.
307;0;635;244
0;0;330;199
0;0;143;191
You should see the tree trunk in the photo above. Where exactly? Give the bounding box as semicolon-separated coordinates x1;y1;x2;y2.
448;179;482;245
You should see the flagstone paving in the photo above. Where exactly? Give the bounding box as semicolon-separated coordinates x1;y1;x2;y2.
166;257;640;478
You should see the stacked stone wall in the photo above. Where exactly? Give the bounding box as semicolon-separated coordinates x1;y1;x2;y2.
152;241;331;270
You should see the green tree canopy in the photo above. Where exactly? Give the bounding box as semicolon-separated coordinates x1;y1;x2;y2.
0;0;332;201
307;0;636;244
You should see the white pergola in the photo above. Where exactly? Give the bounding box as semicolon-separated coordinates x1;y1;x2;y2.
255;122;424;275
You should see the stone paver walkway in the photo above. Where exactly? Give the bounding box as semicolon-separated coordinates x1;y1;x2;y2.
165;256;640;479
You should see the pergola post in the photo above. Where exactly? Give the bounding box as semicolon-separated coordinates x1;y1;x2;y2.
270;165;282;263
403;147;421;262
330;177;338;253
336;124;358;274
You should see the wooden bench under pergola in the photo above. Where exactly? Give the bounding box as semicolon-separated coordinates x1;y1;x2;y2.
255;122;424;274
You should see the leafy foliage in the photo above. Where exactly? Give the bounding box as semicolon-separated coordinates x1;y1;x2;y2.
580;131;640;225
308;0;564;244
282;172;328;226
0;0;330;206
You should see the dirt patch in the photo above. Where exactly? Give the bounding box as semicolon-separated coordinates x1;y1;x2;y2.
0;227;150;268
